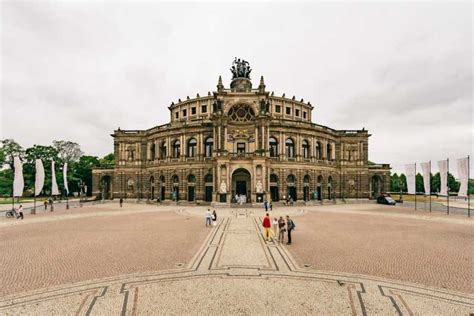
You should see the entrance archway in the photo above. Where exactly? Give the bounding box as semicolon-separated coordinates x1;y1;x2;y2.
232;168;251;203
100;176;112;199
286;174;296;202
371;175;383;198
159;175;165;201
303;175;310;201
316;175;323;201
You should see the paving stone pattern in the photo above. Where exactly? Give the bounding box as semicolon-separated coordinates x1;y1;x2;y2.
0;204;472;315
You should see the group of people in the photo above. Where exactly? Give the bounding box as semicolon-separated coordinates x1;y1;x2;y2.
283;195;294;206
234;194;247;205
262;213;295;244
263;200;273;212
205;209;218;227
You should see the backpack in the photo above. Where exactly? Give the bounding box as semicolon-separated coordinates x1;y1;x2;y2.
289;219;296;230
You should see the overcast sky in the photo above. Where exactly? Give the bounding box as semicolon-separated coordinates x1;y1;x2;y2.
1;1;472;175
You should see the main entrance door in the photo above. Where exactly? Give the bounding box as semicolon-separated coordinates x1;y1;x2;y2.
236;181;247;195
232;168;251;203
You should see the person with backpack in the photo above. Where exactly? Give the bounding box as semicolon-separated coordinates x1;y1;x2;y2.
286;215;295;245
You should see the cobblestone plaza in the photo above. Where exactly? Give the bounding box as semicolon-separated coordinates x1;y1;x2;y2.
1;203;472;314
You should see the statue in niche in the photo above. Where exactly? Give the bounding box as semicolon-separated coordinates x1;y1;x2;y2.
220;180;227;193
256;180;263;193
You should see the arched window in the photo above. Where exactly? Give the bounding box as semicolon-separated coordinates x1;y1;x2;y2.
327;143;332;160
187;138;197;157
269;137;278;157
204;137;213;158
316;141;322;159
172;175;179;184
286;174;296;184
303;174;310;185
160;141;167;159
187;174;196;183
270;174;279;183
285;138;295;158
204;174;213;183
150;143;156;160
172;140;180;158
302;139;310;158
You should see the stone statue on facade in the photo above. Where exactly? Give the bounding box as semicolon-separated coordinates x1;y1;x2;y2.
231;58;252;80
212;99;222;113
220;180;227;193
256;180;263;193
259;99;270;113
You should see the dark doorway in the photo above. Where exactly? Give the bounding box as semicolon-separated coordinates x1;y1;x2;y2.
270;186;279;202
303;187;309;201
205;186;213;202
236;181;247;195
316;186;322;201
188;186;195;201
287;187;296;201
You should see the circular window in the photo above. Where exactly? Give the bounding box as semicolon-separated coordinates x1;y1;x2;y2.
228;104;255;122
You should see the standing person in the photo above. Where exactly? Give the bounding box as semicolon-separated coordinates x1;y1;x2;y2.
17;205;24;220
43;200;48;211
272;217;278;239
262;213;272;241
205;209;212;227
286;215;295;245
278;216;286;243
212;210;217;226
264;200;268;212
270;201;273;211
119;198;123;208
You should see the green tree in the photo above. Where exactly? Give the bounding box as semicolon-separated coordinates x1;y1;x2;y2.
0;139;24;169
99;153;114;167
399;174;407;192
390;173;400;192
0;169;13;196
70;155;100;196
469;179;474;195
23;145;61;196
416;173;424;193
431;172;440;193
447;173;460;193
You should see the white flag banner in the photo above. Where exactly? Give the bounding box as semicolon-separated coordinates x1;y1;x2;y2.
457;157;469;197
420;162;431;195
51;160;60;196
437;160;448;196
35;159;45;196
405;163;416;194
63;162;69;195
13;156;24;197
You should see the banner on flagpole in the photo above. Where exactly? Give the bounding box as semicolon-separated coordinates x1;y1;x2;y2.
457;157;469;197
405;163;416;194
63;162;69;195
51;160;60;196
35;159;45;196
13;156;24;197
420;162;431;195
437;160;448;196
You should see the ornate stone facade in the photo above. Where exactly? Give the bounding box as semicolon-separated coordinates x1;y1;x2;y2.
92;60;390;204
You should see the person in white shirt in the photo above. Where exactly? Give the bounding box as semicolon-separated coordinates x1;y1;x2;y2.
17;204;24;220
205;209;212;227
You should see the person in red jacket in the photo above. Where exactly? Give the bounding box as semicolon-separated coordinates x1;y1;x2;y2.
262;213;272;241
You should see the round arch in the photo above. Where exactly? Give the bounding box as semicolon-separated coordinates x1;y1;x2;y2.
232;167;252;203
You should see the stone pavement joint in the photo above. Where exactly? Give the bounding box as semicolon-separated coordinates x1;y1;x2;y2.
0;205;472;315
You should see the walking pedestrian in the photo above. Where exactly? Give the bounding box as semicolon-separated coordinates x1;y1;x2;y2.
262;213;272;241
205;209;212;227
17;205;24;220
278;216;286;243
264;200;268;212
212;210;217;226
270;201;273;211
286;215;295;245
119;198;123;208
43;200;48;211
272;217;278;239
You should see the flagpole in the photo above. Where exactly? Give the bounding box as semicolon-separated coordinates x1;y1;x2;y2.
447;158;449;215
414;163;417;211
468;155;470;218
429;160;432;213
